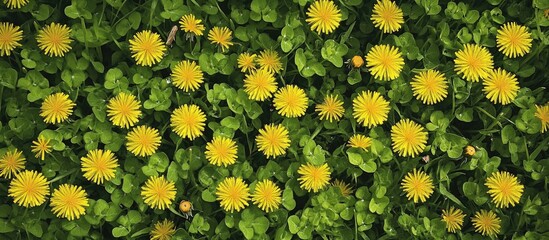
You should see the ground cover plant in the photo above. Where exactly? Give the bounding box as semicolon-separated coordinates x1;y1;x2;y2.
0;0;548;239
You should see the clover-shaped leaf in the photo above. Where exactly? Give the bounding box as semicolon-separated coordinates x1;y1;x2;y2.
321;40;348;67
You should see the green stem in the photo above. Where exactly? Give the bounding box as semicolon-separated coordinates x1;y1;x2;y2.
354;209;358;240
168;206;185;218
310;123;323;140
48;169;78;184
149;0;158;29
474;107;501;129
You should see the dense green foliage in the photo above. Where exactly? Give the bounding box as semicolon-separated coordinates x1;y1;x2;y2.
1;0;548;239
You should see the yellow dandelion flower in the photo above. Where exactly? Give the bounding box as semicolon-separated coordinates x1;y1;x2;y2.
3;0;28;9
371;0;404;33
352;90;390;128
40;92;76;124
411;70;448;105
273;85;309;118
332;179;353;197
305;0;342;34
496;22;532;58
244;68;277;101
171;60;204;92
256;124;291;158
535;103;549;133
141;176;177;210
485;171;524;208
129;30;166;67
545;9;549;18
442;207;466;233
472;210;501;237
50;184;89;221
350;55;364;68
0;149;25;179
126;126;162;157
483;68;519;105
31;135;52;161
365;44;404;81
257;49;283;73
298;163;331;193
205;136;238;167
107;92;142;129
252;179;282;213
348;134;372;151
454;44;494;82
216;177;250;213
238;52;257;73
401;169;434;203
151;219;176;240
81;149;119;184
391;119;428;157
208;26;233;52
0;22;23;56
179;14;205;37
170;104;206;140
8;170;49;208
315;94;344;122
36;23;72;57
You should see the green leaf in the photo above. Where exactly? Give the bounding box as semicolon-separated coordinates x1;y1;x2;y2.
438;184;465;208
455;106;474;122
115;19;132;36
517;65;535;78
122;174;135;193
501;125;516;144
32;4;53;21
231;8;250;24
295;48;306;71
127;211;142;225
262;9;277;22
321;40;348;67
0;68;17;89
287;215;300;234
282;188;296;210
347;70;362;85
369;196;389;214
22;59;36;69
149;152;170;173
189;214;210;234
238;221;254;239
64;5;80;19
347;150;363;166
252;216;269;234
534;0;549;9
464;10;480;24
463;181;489;205
25;222;43;237
359;158;377;173
112;226;130;237
487;0;502;5
340;207;353;221
221;116;240;130
201;188;217;202
0;219;15;233
167;162;179;182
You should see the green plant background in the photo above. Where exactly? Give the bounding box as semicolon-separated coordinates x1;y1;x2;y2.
1;0;548;239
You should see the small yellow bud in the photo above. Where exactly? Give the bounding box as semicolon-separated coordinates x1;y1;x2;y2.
351;55;364;68
179;200;193;218
464;145;476;157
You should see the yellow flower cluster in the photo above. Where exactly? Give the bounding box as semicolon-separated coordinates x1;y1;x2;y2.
2;1;544;238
